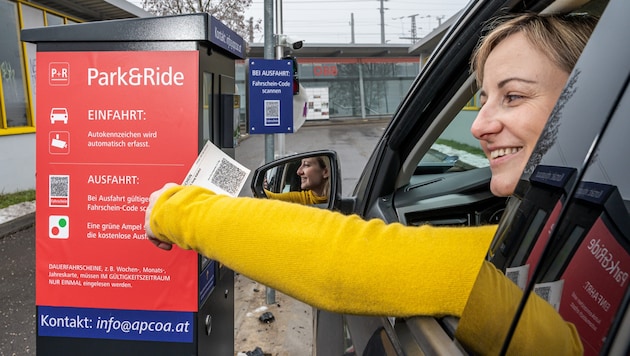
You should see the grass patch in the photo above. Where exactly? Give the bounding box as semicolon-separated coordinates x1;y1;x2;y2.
0;190;36;209
436;138;486;157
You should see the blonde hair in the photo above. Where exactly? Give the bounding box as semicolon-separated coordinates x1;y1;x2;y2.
315;156;331;198
472;13;598;85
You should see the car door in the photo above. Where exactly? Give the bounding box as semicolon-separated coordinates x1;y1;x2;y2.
314;0;615;354
502;74;630;356
499;0;630;352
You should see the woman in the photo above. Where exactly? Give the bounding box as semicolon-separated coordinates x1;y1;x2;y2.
264;156;330;205
144;13;597;354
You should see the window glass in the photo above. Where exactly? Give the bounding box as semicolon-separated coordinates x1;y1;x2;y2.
236;60;419;120
419;100;488;172
202;72;213;142
46;12;64;26
335;63;357;79
299;63;313;80
21;4;45;123
0;0;28;128
395;62;419;77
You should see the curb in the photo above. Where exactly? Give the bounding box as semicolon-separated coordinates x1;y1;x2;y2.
0;212;35;239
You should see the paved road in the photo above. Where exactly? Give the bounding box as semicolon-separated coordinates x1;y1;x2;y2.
0;119;388;356
0;222;35;356
236;119;388;195
233;119;388;355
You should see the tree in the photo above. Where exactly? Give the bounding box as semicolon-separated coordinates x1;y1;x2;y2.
141;0;261;43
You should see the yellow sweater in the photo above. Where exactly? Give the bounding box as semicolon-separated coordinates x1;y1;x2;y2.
149;185;582;354
264;189;328;205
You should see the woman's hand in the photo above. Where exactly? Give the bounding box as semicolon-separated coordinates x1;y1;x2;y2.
145;182;179;251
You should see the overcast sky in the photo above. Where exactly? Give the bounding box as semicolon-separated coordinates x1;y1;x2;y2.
127;0;470;44
245;0;470;44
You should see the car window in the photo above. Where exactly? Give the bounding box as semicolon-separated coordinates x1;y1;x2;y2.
417;91;488;174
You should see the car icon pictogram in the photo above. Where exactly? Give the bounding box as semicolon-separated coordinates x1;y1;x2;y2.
50;108;68;124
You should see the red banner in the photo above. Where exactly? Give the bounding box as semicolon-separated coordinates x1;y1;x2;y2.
36;51;200;312
559;218;630;355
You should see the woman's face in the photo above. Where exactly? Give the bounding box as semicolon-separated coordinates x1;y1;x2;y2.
297;157;328;194
471;32;569;197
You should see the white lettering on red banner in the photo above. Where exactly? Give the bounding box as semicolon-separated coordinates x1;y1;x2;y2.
87;67;184;86
588;238;628;287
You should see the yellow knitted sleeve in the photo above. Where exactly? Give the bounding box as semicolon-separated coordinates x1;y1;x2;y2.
264;189;327;205
150;185;496;317
456;261;583;355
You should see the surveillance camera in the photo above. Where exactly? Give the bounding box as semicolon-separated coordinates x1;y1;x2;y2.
278;35;305;50
291;40;304;50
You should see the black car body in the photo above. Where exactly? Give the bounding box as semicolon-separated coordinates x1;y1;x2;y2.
252;0;629;353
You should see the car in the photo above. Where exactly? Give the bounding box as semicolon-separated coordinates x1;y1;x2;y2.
50;107;68;124
251;0;629;354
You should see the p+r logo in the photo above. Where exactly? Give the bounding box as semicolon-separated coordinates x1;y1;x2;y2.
49;62;70;86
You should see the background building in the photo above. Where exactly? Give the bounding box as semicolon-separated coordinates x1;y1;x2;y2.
239;44;421;122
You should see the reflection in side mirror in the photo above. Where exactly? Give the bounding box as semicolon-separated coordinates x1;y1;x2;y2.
251;150;340;210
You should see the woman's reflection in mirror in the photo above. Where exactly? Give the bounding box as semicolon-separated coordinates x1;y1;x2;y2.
265;156;330;205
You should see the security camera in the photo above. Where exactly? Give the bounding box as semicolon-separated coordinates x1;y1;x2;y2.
277;35;305;50
290;39;304;50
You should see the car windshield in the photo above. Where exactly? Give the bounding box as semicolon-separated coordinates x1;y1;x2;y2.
416;94;489;175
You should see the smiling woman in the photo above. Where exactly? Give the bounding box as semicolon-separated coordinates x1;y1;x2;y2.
471;13;597;197
261;155;331;206
471;32;569;196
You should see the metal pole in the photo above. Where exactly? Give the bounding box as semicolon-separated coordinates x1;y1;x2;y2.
262;0;282;305
350;13;355;44
275;0;286;159
379;0;386;44
359;61;366;119
264;0;275;167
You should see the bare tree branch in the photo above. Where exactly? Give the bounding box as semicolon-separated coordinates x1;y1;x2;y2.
140;0;261;45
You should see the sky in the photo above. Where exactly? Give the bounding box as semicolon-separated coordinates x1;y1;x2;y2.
244;0;470;44
127;0;471;44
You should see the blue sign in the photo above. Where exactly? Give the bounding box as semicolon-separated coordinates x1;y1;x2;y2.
38;306;194;343
248;59;294;134
210;16;245;59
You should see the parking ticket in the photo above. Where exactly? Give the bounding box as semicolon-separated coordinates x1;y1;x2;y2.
182;141;250;197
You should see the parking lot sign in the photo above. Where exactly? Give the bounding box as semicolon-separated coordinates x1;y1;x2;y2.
248;59;294;134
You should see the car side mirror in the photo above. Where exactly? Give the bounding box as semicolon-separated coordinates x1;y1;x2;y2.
251;150;341;210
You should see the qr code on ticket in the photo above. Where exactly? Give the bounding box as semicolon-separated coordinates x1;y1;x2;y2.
182;141;250;197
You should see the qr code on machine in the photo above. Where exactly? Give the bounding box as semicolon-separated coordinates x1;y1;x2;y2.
210;158;248;196
264;99;280;126
505;265;528;290
534;285;551;302
49;174;70;207
506;270;520;285
533;280;563;311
